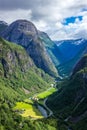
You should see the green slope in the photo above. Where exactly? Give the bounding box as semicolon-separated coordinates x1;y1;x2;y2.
47;55;87;129
0;38;60;130
0;37;54;95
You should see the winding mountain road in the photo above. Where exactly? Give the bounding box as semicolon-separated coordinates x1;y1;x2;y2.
43;98;53;117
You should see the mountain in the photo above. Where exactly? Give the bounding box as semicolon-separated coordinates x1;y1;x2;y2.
38;32;87;78
73;54;87;75
0;37;60;130
55;39;87;77
1;19;87;130
0;21;8;32
38;31;61;66
0;20;58;77
1;20;87;78
0;37;53;96
47;54;87;130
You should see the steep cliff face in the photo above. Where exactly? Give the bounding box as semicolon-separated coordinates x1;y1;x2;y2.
0;38;52;95
0;37;34;77
38;31;60;66
1;20;38;46
1;20;58;77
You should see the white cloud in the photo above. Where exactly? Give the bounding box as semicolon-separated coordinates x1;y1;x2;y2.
33;20;48;31
50;12;87;40
0;9;32;24
0;0;87;40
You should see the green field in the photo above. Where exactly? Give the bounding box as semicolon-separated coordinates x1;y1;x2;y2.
36;87;56;99
13;102;43;119
13;87;56;119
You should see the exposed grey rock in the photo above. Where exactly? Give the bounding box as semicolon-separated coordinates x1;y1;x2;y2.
1;20;58;77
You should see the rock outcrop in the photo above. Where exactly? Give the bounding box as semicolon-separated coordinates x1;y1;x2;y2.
1;20;58;77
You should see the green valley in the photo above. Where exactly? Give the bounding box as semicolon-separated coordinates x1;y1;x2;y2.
0;18;87;130
0;37;59;130
36;87;56;99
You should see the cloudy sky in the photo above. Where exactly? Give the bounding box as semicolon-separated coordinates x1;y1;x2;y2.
0;0;87;40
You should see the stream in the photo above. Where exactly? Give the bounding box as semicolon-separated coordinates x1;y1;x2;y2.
37;103;72;130
34;86;73;129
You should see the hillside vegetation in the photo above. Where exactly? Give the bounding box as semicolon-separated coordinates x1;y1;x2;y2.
47;55;87;129
0;38;61;130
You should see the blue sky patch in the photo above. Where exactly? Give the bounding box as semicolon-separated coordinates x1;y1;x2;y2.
63;16;83;25
82;8;87;12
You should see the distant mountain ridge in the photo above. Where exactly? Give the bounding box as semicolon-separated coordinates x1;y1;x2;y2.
55;39;87;77
0;21;8;25
0;19;87;78
55;39;87;62
0;21;8;32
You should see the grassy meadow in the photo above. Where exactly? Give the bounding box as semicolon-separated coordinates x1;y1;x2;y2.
36;87;56;99
13;102;43;119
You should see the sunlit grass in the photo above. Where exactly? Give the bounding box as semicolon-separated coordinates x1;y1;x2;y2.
14;102;43;119
24;99;33;104
37;87;56;99
13;87;56;119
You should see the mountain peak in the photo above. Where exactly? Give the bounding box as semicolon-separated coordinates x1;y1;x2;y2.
0;19;58;77
0;19;38;46
10;19;38;34
0;21;8;25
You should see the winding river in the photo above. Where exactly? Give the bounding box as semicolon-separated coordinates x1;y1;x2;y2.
37;105;48;117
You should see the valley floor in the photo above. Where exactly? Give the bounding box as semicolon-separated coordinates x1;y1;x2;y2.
13;87;56;119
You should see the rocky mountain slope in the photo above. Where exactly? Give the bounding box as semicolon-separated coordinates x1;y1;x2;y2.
0;20;58;77
1;20;87;78
38;31;60;66
0;37;53;96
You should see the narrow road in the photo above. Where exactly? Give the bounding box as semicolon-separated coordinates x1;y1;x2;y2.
43;98;53;117
43;98;73;130
72;97;85;113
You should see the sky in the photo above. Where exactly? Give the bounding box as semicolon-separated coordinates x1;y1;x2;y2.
0;0;87;40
